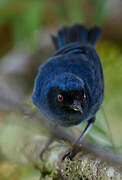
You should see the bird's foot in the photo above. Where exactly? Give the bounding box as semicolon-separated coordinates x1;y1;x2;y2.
40;147;47;161
40;137;54;160
62;144;81;161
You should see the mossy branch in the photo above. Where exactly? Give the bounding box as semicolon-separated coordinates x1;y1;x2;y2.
29;135;122;180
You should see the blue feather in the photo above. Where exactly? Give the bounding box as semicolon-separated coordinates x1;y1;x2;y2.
51;24;102;49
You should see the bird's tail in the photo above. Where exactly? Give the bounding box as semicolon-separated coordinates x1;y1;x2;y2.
51;24;102;49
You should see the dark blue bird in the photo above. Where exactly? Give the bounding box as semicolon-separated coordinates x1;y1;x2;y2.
32;24;104;157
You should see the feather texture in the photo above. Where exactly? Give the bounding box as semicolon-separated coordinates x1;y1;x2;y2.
51;24;102;49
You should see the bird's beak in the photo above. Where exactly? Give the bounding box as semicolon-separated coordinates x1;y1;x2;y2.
70;100;83;113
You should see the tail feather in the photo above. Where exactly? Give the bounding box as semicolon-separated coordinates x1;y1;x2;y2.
88;26;102;46
51;24;102;49
51;35;59;49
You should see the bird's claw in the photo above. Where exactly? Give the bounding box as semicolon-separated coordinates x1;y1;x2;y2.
62;146;80;161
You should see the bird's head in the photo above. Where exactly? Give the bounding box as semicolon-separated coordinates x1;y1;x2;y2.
32;72;89;126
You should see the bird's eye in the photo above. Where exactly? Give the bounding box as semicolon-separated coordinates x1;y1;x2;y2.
57;94;63;102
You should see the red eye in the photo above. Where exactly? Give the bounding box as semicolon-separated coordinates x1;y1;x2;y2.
57;94;63;102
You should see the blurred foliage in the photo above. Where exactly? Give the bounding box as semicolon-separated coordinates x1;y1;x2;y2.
0;162;40;180
0;0;45;45
0;0;108;45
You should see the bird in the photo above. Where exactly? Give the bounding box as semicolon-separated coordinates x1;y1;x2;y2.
31;24;104;158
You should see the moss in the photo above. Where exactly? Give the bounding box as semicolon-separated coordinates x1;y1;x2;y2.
39;164;61;180
58;152;122;180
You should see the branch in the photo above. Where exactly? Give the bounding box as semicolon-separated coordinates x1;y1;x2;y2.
29;135;122;180
0;80;122;179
